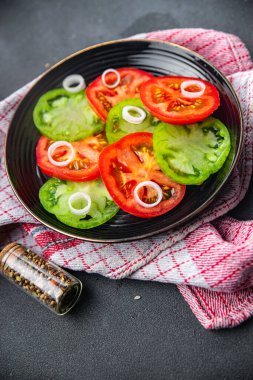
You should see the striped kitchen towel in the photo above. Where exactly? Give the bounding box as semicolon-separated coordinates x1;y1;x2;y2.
1;28;253;329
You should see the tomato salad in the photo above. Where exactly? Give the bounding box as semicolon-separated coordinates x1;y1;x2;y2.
33;68;231;229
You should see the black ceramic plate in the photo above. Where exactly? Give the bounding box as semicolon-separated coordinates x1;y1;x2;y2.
5;40;243;242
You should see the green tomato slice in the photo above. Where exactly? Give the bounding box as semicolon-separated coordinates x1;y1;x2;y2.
39;178;119;229
106;98;159;143
153;117;231;185
33;89;104;142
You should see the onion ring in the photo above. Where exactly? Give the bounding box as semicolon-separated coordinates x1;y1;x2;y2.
68;192;92;215
101;68;121;88
180;80;206;98
122;105;146;124
62;74;86;93
134;181;163;208
48;141;75;167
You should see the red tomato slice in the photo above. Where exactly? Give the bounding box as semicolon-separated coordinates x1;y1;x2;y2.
140;76;220;124
86;68;154;122
99;132;186;218
36;134;107;181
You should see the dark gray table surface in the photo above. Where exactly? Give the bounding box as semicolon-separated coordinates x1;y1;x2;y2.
1;1;253;379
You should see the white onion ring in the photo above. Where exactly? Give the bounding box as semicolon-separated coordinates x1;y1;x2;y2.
68;192;91;216
101;68;120;88
134;181;163;208
180;80;206;98
122;106;146;124
62;74;86;93
48;141;75;167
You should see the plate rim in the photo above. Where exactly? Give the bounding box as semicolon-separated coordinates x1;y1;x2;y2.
4;38;244;243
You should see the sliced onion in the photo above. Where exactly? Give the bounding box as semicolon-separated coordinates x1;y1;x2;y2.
48;141;75;167
101;68;120;88
134;181;163;208
122;106;146;124
68;192;91;215
62;74;86;93
180;80;206;98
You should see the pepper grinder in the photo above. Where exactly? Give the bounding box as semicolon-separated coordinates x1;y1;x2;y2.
0;242;82;315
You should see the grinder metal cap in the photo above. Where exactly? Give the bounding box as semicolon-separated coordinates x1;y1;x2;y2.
0;242;20;271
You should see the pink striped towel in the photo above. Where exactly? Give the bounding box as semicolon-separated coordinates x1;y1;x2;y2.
1;28;253;329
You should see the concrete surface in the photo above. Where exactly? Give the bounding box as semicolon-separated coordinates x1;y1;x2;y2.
0;1;253;379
